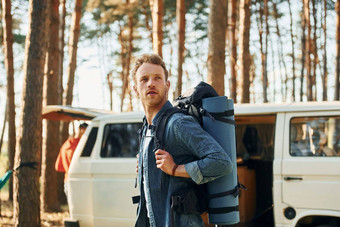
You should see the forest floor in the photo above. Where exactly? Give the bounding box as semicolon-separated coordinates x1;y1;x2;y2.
0;193;69;227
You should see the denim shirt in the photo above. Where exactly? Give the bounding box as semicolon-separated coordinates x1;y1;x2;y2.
135;101;233;227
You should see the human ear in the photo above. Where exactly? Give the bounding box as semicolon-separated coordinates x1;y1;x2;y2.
133;85;139;97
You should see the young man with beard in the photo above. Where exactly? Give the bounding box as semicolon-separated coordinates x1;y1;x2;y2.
132;54;232;227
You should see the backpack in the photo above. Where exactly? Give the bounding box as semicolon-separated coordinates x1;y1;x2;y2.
151;81;244;219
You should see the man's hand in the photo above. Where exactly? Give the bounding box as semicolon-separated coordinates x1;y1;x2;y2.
155;149;175;175
155;150;190;178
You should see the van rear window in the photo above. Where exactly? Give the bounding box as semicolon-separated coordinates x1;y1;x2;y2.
81;127;98;157
100;123;142;158
290;116;340;157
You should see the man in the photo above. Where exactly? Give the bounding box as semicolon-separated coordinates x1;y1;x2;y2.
55;122;88;197
132;54;232;227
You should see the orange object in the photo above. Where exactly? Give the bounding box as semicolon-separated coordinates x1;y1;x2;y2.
55;137;80;182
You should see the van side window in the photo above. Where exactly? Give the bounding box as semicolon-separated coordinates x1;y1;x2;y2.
100;123;142;158
236;115;276;161
290;116;340;157
81;127;98;157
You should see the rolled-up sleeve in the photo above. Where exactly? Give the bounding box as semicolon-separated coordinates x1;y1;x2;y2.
172;115;233;184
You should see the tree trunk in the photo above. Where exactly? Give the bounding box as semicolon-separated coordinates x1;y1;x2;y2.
142;1;153;44
126;6;134;112
300;1;306;101
118;23;127;112
311;0;318;101
0;102;7;156
273;0;288;102
175;0;185;97
322;0;328;101
239;0;251;103
288;0;297;101
13;0;49;226
61;0;82;151
207;0;227;96
228;0;237;102
2;0;16;202
149;0;163;57
58;0;68;206
64;0;83;106
335;0;340;100
42;0;61;212
107;72;113;111
263;0;268;103
304;0;312;101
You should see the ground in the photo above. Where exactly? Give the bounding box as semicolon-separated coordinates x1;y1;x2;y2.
0;193;69;227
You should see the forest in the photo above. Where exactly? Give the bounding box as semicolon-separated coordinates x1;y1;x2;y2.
0;0;340;226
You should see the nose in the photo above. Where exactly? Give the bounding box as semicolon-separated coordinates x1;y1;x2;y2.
147;77;156;87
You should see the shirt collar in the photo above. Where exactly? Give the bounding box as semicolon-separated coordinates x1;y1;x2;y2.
151;101;173;126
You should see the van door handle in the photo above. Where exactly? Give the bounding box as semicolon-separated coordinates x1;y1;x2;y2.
284;176;303;181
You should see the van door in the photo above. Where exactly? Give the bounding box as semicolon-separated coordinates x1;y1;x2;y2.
281;112;340;212
91;120;143;226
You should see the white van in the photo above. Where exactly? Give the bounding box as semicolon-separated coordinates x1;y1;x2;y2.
44;101;340;227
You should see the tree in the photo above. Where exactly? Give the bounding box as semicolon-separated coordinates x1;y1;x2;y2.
304;0;313;101
57;0;68;205
322;0;328;101
42;0;61;212
13;0;49;225
61;0;83;149
300;1;307;101
175;0;185;97
336;0;340;100
239;0;251;103
228;0;237;102
120;0;135;112
256;0;269;103
2;0;16;201
273;0;288;101
287;0;297;101
207;0;227;96
64;0;83;107
150;0;164;57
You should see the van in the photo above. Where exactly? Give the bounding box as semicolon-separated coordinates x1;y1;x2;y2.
43;101;340;226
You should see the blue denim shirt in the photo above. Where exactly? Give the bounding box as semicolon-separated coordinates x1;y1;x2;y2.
135;101;232;227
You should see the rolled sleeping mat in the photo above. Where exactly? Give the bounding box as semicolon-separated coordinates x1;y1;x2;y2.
202;96;239;225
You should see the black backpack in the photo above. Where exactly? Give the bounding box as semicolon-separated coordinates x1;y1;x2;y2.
149;82;242;218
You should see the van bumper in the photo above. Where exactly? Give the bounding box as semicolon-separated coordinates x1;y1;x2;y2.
64;218;80;227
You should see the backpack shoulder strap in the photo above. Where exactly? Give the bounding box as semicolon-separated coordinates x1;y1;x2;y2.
154;108;186;150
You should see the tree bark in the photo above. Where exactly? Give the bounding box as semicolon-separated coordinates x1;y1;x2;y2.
58;0;68;206
2;0;16;201
207;0;227;96
175;0;185;97
42;0;61;212
304;0;312;101
239;0;251;103
150;0;163;57
335;0;340;100
61;0;82;153
300;1;307;101
322;0;328;101
64;0;83;106
288;0;297;101
13;0;49;226
228;0;237;102
311;0;318;100
273;0;288;102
